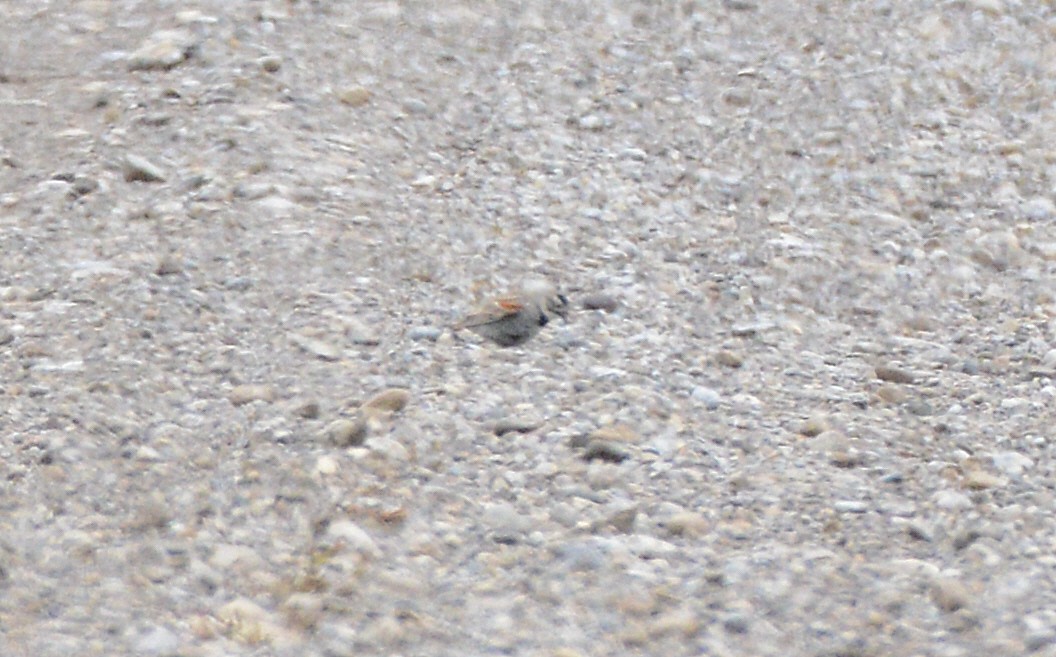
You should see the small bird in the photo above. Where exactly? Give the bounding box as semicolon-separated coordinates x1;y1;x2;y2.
454;284;569;347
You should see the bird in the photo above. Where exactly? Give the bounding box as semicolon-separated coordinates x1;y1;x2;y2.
454;283;569;347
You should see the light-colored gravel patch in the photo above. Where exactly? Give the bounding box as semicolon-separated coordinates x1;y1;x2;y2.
3;1;1056;656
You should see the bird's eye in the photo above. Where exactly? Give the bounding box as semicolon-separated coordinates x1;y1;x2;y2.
538;313;549;327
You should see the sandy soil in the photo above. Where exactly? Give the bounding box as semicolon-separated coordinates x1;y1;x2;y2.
3;1;1056;656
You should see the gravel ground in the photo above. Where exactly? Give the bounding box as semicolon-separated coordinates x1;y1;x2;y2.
3;1;1056;655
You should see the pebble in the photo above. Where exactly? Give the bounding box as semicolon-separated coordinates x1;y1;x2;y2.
361;388;411;413
338;86;371;107
933;490;974;510
493;418;542;436
217;598;284;643
228;384;276;406
714;349;744;368
127;29;196;71
1023;196;1056;221
209;544;265;571
952;528;982;551
881;471;905;484
581;293;619;312
691;386;722;409
660;511;710;538
323;416;369;447
483;502;531;544
259;55;282;72
723;613;750;634
367;435;409;461
70;175;99;197
991;451;1033;477
903;520;934;542
154;255;182;276
132;625;180;656
797;415;829;437
282;592;324;630
315;455;339;475
1026;631;1056;652
326;520;381;557
294;400;321;419
589;424;638;443
290;333;342;361
829;450;865;468
551;538;610;571
402;98;430;115
582;440;630;463
731;321;773;337
578;114;605;131
408;326;442;341
345;318;381;346
875;365;916;384
930;576;971;612
123;154;167;183
834;500;869;514
592;503;638;534
905;400;934;416
963;469;1006;490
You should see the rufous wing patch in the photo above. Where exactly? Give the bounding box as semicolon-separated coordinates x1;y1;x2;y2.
494;297;524;313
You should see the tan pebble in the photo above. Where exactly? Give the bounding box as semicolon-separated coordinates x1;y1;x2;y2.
218;596;271;624
128;495;173;531
294;400;321;419
714;349;744;368
877;384;908;403
188;614;220;640
963;469;1006;490
323;416;368;447
662;511;710;538
259;55;282;72
797;415;829;437
719;517;754;540
361;387;410;413
618;622;651;646
360;614;405;645
930;577;971;612
127;30;194;71
155;255;182;276
904;314;939;332
282;593;324;630
290;333;342;361
581;292;619;312
594;506;637;533
721;87;752;107
875;364;915;384
228;384;276;406
968;0;1004;14
589;423;638;443
123;153;167;182
339;86;371;107
810;429;848;451
326;520;381;557
830;450;864;468
650;609;701;638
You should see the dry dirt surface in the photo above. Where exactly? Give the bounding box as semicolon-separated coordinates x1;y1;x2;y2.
4;1;1056;656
